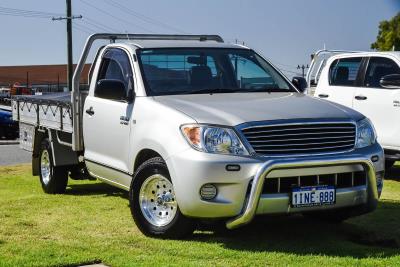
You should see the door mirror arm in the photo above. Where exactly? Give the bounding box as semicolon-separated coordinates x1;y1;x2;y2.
126;89;136;103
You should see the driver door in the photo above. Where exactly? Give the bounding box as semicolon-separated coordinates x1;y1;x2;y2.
83;48;135;182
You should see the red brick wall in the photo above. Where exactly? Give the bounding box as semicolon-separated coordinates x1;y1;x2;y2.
0;64;91;86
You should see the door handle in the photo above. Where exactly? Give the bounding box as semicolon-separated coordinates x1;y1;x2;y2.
318;94;329;98
85;107;95;115
355;95;367;100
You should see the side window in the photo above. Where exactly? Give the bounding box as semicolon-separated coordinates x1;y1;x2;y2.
364;57;400;88
96;48;133;98
329;57;362;86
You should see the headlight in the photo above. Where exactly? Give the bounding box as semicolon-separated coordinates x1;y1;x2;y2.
355;118;377;148
181;124;248;155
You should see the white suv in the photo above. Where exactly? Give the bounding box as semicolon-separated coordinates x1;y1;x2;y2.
314;52;400;168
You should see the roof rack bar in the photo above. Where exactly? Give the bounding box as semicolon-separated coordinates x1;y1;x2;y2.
71;33;223;151
107;33;224;43
83;33;224;45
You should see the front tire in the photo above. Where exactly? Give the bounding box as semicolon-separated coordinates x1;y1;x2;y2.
39;138;68;194
129;157;194;238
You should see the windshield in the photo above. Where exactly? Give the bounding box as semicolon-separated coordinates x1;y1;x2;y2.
137;48;296;96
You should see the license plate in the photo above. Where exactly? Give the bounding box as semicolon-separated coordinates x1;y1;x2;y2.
291;185;335;208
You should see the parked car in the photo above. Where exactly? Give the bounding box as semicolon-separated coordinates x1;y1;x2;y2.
314;51;400;169
0;87;10;99
12;34;384;238
0;108;18;139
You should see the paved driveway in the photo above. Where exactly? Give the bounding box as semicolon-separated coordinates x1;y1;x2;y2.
0;144;30;165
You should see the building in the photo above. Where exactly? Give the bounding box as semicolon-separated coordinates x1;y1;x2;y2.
0;64;91;93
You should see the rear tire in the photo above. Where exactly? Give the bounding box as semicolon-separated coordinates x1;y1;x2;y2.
129;157;194;239
39;138;68;194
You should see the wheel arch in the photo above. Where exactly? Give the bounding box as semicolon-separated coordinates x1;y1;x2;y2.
134;149;163;173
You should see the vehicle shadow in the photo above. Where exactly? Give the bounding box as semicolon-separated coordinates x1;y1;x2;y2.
63;181;400;259
385;165;400;181
65;182;129;199
192;201;400;259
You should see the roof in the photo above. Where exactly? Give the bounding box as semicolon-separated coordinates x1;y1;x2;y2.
124;40;249;49
329;51;400;61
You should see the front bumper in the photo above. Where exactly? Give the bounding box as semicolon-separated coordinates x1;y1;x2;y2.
226;156;378;229
166;143;384;228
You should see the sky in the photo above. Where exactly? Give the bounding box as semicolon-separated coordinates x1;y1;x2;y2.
0;0;399;77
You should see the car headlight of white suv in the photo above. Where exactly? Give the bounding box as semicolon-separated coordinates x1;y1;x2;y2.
355;118;377;148
181;124;249;155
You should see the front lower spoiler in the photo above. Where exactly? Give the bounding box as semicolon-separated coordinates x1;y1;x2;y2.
225;155;378;229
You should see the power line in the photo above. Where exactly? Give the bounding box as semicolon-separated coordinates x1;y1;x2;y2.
73;25;92;35
79;0;155;33
265;58;298;70
280;68;302;75
81;19;108;32
74;22;97;33
102;0;187;33
0;6;63;19
0;11;53;19
83;17;119;32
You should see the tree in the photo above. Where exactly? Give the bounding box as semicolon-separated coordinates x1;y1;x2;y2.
371;12;400;51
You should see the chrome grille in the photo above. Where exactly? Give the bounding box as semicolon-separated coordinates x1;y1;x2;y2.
263;171;367;194
241;122;356;155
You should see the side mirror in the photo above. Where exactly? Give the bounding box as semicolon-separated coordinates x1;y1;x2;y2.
95;79;126;101
380;74;400;89
292;76;308;93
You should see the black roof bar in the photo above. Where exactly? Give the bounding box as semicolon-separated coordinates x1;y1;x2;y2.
105;33;224;43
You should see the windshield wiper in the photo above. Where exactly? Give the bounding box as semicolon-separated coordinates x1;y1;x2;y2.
175;87;294;95
255;87;296;93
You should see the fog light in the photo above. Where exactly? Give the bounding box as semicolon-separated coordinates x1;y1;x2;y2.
226;164;241;171
371;155;379;162
200;184;217;200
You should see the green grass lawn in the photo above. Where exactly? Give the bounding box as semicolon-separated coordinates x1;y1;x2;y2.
0;164;399;267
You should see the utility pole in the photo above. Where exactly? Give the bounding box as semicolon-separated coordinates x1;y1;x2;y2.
66;0;73;92
52;1;82;91
26;71;29;90
297;64;309;78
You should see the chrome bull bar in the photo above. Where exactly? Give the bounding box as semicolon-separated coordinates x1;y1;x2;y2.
226;156;378;229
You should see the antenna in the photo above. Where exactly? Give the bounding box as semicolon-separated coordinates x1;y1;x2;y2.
126;31;130;41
